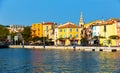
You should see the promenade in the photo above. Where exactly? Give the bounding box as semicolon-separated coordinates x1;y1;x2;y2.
9;45;120;52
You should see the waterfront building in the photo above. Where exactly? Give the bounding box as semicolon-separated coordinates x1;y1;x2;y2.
83;21;99;45
54;22;81;46
8;25;25;33
31;22;57;42
42;22;57;41
6;25;25;43
79;20;101;45
31;23;43;38
92;18;120;46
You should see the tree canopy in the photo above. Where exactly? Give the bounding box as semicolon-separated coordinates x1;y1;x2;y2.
0;24;9;40
21;26;32;42
109;35;120;40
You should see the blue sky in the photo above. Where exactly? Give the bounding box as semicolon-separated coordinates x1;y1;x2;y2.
0;0;120;26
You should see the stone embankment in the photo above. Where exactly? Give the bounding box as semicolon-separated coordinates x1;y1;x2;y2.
9;45;120;52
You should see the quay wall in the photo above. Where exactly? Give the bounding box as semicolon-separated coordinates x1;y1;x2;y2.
9;45;120;52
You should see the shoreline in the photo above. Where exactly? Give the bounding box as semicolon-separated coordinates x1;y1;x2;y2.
9;45;120;52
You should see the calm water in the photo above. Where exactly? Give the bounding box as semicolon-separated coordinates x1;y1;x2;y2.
0;48;120;73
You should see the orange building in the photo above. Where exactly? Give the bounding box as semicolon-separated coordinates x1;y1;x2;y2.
31;23;43;38
31;22;57;41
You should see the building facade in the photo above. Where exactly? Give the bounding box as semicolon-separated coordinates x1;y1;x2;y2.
8;25;25;33
92;18;120;46
31;23;43;38
31;22;56;41
54;22;81;46
42;22;56;41
83;20;100;45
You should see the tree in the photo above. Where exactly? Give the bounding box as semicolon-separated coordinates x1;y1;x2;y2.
92;36;105;46
109;35;120;46
10;32;16;40
109;35;119;40
0;24;9;40
21;26;32;42
32;36;42;42
81;37;87;46
92;36;105;39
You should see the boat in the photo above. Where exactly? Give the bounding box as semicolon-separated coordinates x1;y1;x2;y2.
0;42;9;48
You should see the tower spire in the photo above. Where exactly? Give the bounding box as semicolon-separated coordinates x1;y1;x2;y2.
79;12;85;26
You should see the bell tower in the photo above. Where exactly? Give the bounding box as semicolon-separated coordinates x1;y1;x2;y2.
79;12;85;27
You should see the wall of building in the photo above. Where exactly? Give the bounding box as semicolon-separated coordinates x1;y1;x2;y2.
57;27;81;45
43;24;54;40
99;24;117;46
31;23;43;38
92;26;100;36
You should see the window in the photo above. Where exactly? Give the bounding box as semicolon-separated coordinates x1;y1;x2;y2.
60;29;62;32
70;28;72;32
93;32;96;36
64;29;66;32
38;28;40;31
70;34;72;38
104;25;106;32
93;26;96;30
76;34;78;38
118;29;120;31
64;35;66;38
76;28;78;32
118;22;120;26
59;35;62;38
46;26;48;31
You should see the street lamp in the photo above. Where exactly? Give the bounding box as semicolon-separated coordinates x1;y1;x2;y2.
43;29;49;48
55;31;57;46
22;39;24;48
43;30;46;48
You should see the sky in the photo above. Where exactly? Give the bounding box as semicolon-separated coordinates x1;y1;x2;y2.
0;0;120;26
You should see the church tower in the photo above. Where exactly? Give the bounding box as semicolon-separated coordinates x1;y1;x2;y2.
79;12;85;27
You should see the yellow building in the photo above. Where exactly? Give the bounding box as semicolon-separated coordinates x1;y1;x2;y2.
31;22;56;41
42;22;56;41
54;22;81;46
84;20;101;28
92;18;120;46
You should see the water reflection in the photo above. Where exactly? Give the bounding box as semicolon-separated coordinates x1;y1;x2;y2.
99;51;120;72
0;49;120;72
0;49;32;73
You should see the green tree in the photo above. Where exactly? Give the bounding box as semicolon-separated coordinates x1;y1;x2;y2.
0;24;9;40
10;32;16;40
32;36;41;42
92;36;105;39
21;26;32;42
109;35;120;46
109;35;119;40
81;37;87;46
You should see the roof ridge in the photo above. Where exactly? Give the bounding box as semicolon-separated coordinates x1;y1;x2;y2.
57;22;80;28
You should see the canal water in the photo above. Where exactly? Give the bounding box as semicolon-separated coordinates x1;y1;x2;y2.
0;48;120;73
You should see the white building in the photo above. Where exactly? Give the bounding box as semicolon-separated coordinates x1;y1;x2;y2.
8;25;25;33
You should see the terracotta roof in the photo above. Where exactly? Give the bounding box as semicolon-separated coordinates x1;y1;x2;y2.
92;18;120;26
57;22;80;28
92;20;114;26
110;18;120;22
43;22;56;25
84;20;101;27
